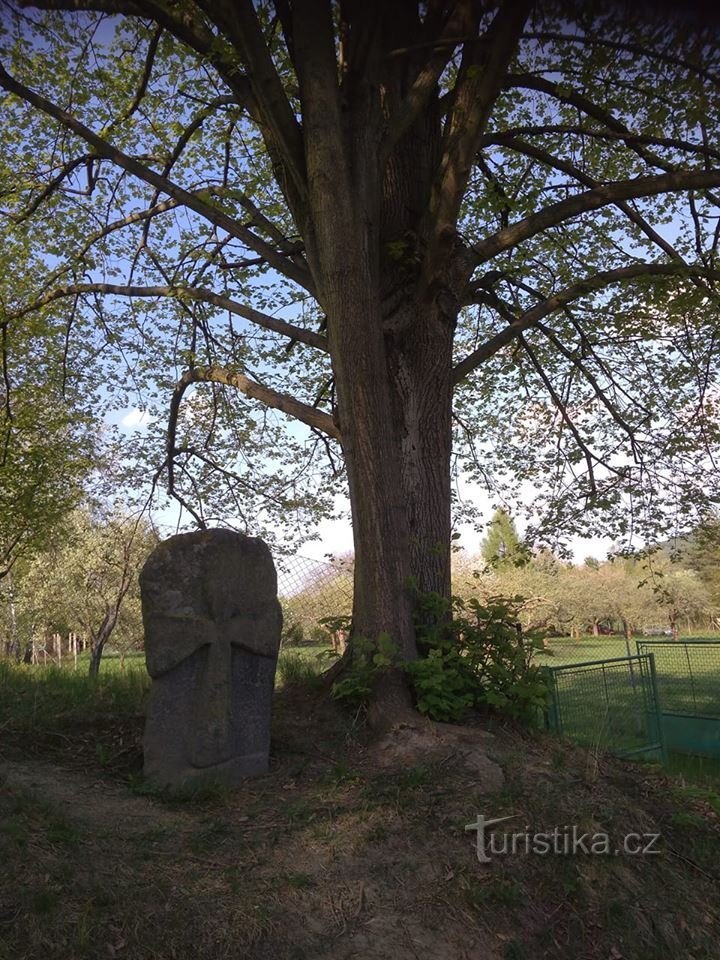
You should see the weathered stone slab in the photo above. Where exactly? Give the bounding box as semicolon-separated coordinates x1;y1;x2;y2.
139;529;282;789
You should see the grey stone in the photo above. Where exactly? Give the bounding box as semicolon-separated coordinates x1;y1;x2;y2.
139;529;282;789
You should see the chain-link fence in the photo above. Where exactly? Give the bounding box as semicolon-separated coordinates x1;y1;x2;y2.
275;554;353;646
544;654;666;762
635;640;720;758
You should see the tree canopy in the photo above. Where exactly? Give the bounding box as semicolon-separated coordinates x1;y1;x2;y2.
0;274;95;578
1;1;719;716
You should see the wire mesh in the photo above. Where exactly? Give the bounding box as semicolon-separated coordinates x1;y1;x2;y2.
635;640;720;720
275;554;353;645
545;654;665;761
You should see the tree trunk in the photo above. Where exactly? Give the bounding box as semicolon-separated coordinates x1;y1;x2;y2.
330;283;456;725
386;302;455;603
5;570;20;660
299;28;459;726
88;609;119;679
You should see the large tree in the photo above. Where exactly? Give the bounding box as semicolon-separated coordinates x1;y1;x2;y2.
0;1;719;720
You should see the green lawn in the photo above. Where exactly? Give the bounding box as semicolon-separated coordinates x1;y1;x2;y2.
537;633;720;666
0;660;149;737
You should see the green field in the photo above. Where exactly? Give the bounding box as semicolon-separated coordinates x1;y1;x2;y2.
536;633;720;666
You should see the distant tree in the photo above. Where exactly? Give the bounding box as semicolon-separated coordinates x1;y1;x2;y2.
644;560;711;640
686;518;720;613
0;304;95;579
481;509;525;568
7;507;157;676
72;509;157;677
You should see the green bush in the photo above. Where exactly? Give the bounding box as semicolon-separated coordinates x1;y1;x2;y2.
327;590;549;723
405;589;549;723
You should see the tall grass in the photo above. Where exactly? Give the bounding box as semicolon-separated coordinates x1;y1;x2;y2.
0;645;331;739
276;646;328;687
0;659;149;735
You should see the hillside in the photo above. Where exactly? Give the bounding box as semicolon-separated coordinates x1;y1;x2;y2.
1;671;719;960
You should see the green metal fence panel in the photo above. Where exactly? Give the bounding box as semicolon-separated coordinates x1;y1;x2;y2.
635;640;720;758
658;714;720;758
544;654;666;762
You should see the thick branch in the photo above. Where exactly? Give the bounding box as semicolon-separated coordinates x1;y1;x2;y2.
383;4;470;153
170;365;341;443
471;170;720;264
196;0;307;201
453;262;720;384
428;1;531;264
14;283;329;352
205;186;305;263
492;137;694;267
292;0;351;233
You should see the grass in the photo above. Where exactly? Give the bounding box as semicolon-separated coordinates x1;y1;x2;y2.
0;643;332;736
275;642;331;686
0;659;149;734
664;751;720;785
536;632;720;666
2;658;720;958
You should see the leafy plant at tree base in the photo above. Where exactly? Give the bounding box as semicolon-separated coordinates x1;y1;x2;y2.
405;590;549;723
403;645;476;722
330;632;396;708
326;592;549;722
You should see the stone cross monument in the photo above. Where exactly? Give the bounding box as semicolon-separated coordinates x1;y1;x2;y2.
140;529;282;789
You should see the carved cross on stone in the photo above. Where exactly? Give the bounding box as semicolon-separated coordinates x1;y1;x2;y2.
140;530;282;788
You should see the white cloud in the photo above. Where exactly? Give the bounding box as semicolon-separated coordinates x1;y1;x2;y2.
121;408;155;428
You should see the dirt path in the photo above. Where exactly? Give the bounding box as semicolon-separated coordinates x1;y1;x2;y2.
0;759;189;834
